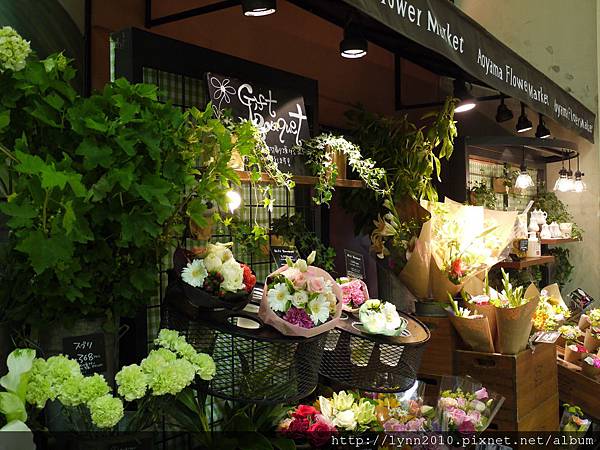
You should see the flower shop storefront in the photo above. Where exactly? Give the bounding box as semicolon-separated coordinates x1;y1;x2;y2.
0;0;598;448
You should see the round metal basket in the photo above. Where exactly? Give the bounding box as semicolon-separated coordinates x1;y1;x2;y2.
162;285;327;404
319;312;430;393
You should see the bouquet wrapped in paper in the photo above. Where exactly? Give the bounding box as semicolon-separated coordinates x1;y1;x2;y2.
424;200;517;302
532;284;571;331
260;251;342;337
446;294;495;353
435;376;504;433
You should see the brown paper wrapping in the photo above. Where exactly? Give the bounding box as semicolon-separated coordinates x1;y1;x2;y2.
495;295;539;354
429;257;463;302
448;313;495;352
579;314;591;331
399;220;431;299
584;328;600;353
466;303;497;344
259;265;343;338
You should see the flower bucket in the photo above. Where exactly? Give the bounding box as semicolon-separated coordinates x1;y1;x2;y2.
578;314;590;331
260;265;343;338
564;344;585;364
582;359;600;379
584;328;600;353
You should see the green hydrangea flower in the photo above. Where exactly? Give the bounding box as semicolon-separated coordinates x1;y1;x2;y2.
0;26;31;72
88;395;124;429
26;359;52;408
147;358;196;396
80;374;110;404
115;364;148;401
189;353;216;381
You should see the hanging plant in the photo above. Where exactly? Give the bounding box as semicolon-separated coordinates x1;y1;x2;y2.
297;133;389;205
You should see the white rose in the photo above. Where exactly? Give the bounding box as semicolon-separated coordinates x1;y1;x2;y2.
203;253;223;273
361;311;385;334
220;258;244;292
333;409;357;431
470;399;486;412
382;302;401;332
291;291;309;308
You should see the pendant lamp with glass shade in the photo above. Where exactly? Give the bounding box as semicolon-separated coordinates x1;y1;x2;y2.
573;155;587;193
514;147;534;190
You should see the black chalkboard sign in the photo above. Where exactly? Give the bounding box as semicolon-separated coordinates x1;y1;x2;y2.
271;246;300;268
344;249;366;281
207;72;310;175
62;333;106;376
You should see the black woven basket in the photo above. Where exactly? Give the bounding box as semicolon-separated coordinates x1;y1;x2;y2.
319;312;430;393
162;286;327;405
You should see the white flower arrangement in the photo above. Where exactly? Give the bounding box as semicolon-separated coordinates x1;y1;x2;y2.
180;242;256;297
358;299;405;336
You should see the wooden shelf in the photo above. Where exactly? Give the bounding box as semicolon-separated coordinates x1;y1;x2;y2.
234;170;364;188
540;237;581;245
494;255;555;270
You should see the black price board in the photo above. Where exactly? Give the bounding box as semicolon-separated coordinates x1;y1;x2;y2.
207;72;310;174
271;246;300;268
344;249;366;280
62;333;106;376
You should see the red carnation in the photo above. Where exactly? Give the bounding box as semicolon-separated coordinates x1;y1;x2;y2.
286;417;310;439
291;405;318;419
241;264;257;292
308;421;336;447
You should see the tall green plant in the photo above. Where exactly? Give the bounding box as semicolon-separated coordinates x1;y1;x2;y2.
0;34;254;326
342;97;457;234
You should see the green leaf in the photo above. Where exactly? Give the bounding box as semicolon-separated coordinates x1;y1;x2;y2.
43;93;65;111
187;198;207;227
63;201;76;234
135;83;158;99
0;202;37;219
76;139;114;169
271;438;296;450
0;393;26;422
15;231;74;274
84;117;109;133
0;109;10;131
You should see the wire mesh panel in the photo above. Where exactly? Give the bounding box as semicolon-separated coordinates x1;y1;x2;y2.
162;282;327;404
320;313;430;393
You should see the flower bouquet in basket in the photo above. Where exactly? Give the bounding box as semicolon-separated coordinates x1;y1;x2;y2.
338;277;369;313
173;242;256;315
434;376;504;434
260;251;342;337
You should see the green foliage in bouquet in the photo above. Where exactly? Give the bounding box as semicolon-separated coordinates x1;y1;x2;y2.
271;213;336;272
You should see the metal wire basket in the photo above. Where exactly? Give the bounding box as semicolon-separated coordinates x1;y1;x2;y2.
319;312;430;393
162;283;327;404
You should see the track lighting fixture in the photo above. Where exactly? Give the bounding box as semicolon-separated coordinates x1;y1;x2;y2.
453;79;476;113
516;103;532;133
242;0;276;17
340;24;367;59
495;96;513;123
535;114;551;139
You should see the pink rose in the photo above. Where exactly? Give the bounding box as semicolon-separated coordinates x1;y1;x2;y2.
383;418;406;432
308;277;326;293
406;417;426;431
468;410;482;425
456;397;466;408
286;271;306;290
448;407;467;426
475;387;488;400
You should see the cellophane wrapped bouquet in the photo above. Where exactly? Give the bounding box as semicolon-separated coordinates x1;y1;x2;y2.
338;277;369;312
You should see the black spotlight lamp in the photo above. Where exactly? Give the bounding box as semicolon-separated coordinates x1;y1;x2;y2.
516;103;532;133
340;25;367;59
453;79;476;113
242;0;276;17
535;114;551;139
495;96;513;123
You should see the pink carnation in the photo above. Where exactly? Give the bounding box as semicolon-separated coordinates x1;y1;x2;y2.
341;280;367;308
283;307;314;329
447;407;467;426
475;387;488;400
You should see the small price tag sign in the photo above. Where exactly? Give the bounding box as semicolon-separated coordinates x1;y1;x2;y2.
271;246;300;268
344;249;366;280
532;330;561;344
62;333;106;376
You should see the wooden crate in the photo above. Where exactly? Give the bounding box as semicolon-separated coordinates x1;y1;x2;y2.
415;315;457;377
454;343;558;431
557;348;600;420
